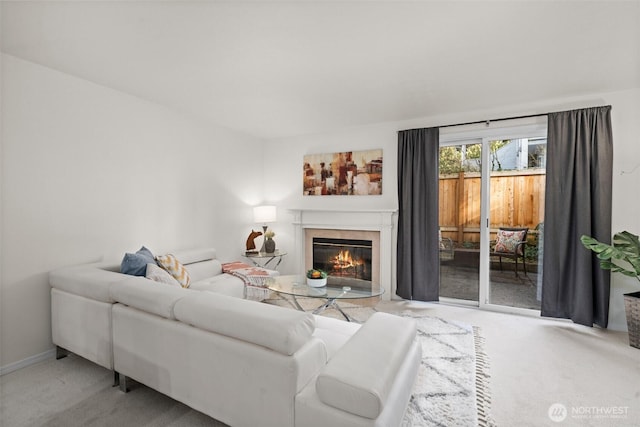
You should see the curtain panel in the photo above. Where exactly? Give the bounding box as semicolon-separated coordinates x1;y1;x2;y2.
396;127;440;301
541;106;613;327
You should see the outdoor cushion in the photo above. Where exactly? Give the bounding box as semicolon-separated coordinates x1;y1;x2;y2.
494;229;526;255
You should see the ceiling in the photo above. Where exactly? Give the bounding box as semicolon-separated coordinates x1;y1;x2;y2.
2;1;639;140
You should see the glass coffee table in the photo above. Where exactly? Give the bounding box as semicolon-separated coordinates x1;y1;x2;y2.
266;275;384;322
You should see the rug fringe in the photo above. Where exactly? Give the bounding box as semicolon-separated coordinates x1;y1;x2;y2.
473;326;497;427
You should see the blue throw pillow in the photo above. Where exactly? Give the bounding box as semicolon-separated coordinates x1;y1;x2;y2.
121;246;156;276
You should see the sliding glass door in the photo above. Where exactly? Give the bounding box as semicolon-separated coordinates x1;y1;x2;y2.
487;138;545;310
438;140;482;304
439;124;547;313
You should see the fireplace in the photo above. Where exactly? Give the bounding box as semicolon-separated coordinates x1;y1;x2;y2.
312;237;372;281
293;209;394;301
304;228;380;290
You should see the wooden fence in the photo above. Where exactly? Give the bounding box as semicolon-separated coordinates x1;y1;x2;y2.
439;170;545;244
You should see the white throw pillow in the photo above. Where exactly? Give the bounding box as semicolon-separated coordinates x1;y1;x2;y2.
145;263;181;287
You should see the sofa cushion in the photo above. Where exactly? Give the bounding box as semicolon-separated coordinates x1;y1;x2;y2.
172;248;217;265
185;259;223;282
109;277;189;319
120;246;156;276
189;273;245;298
312;315;361;360
173;292;315;355
315;312;417;419
156;254;191;288
146;263;180;287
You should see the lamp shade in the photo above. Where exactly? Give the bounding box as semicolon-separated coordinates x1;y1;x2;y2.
253;205;277;224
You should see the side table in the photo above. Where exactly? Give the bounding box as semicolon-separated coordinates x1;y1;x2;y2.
243;250;287;271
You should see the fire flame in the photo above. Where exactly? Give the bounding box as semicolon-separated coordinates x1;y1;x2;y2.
331;250;364;271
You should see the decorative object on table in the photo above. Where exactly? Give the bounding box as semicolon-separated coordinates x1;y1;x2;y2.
245;229;263;254
264;230;276;253
581;231;640;348
303;149;383;196
306;269;328;287
253;205;277;253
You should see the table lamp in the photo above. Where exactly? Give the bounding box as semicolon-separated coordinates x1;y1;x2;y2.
253;205;276;253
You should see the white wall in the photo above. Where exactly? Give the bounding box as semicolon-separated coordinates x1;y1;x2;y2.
1;52;637;370
263;123;402;280
0;54;265;368
265;87;640;331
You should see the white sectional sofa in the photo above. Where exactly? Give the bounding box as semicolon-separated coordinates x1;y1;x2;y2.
49;248;421;427
49;248;245;371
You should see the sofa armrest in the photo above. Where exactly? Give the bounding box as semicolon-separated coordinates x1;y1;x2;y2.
315;312;417;419
49;263;125;302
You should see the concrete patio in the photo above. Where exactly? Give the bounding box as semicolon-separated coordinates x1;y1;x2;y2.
440;252;542;310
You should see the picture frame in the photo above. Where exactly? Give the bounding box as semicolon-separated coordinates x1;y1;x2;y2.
303;149;382;196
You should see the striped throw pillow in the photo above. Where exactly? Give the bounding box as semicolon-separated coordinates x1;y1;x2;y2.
156;254;191;288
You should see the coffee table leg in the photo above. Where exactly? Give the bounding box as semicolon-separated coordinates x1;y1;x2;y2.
290;294;305;312
312;299;333;316
312;298;352;322
331;301;352;322
273;293;306;312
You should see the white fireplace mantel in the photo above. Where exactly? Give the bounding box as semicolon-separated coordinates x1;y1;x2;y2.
290;208;397;301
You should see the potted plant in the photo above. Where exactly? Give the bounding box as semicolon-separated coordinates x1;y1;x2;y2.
580;231;640;348
306;269;328;288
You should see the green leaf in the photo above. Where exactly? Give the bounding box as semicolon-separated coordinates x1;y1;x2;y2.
582;231;640;281
600;260;614;270
597;247;615;260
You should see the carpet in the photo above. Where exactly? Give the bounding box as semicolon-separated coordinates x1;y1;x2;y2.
265;296;495;427
2;298;492;427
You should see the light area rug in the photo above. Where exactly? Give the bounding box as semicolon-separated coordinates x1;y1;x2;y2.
265;296;495;427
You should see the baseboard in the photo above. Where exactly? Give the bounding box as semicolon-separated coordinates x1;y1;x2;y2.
0;348;56;376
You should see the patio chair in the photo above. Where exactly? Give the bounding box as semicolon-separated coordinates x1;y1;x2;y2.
439;229;455;263
491;227;528;276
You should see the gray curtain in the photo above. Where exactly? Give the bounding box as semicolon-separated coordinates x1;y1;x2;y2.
397;127;440;300
541;106;613;328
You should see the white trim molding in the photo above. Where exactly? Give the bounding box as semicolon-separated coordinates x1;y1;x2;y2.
290;209;397;301
0;348;56;376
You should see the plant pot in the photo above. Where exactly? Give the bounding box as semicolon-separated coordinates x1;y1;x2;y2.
306;277;327;288
623;291;640;349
